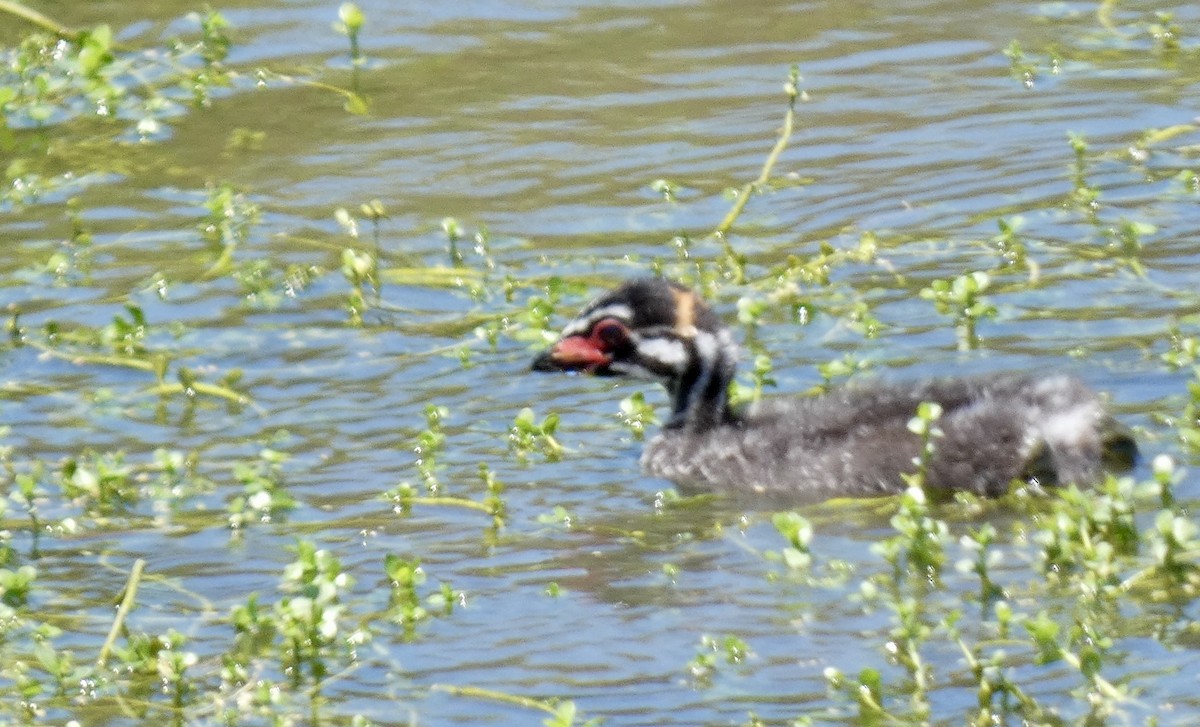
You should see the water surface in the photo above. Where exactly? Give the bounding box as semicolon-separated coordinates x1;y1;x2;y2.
4;0;1200;723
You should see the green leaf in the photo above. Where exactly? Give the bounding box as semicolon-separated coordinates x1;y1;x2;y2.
344;93;369;115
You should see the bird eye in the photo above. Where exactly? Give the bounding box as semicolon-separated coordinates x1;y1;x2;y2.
592;319;628;346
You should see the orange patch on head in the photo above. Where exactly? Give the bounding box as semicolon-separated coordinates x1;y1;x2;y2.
672;288;697;337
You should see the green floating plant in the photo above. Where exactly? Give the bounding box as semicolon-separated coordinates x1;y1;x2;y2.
22;304;253;408
991;216;1034;275
618;391;657;440
112;629;199;713
384;463;507;536
771;511;813;571
509;407;563;462
918;271;997;351
230;540;364;686
60;451;137;514
433;684;600;727
1002;40;1034;86
903;402;944;492
341;247;378;325
812;353;869;395
650;178;679;202
0;565;36;608
536;505;574;529
0;10;230;133
384;554;457;641
794;445;1200;725
955;523;1004;609
227;448;295;531
335;3;366;66
200;183;261;279
685;633;751;689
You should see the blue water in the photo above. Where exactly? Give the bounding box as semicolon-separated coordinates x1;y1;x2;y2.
3;0;1200;723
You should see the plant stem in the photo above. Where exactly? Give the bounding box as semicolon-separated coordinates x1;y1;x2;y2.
401;496;497;514
433;684;559;715
98;558;146;666
0;0;79;39
712;67;800;238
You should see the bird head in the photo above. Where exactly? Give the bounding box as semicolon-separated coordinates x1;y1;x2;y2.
532;278;738;427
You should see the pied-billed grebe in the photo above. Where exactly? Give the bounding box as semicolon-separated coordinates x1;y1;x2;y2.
531;277;1136;500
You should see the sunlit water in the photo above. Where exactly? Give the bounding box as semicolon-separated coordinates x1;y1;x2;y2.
4;0;1200;723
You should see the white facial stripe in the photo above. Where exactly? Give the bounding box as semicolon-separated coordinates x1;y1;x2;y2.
561;303;634;337
692;330;719;362
716;329;737;361
637;337;688;370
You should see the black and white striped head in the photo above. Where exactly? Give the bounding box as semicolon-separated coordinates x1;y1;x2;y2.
532;278;738;428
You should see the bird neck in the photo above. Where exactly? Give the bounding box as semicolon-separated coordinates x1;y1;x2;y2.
663;331;737;431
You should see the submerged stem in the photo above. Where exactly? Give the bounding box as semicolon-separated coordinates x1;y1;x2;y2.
712;65;801;238
98;559;146;666
0;0;80;40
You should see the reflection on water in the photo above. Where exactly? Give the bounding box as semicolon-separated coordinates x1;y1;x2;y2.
3;0;1200;723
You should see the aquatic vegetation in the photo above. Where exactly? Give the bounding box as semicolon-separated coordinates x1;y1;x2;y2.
385;462;507;536
918;271;997;350
758;455;1200;724
1;0;1200;725
685;633;751;689
508;407;564;462
200;182;261;279
334;3;366;67
226;448;294;530
617;391;657;440
384;553;457;640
